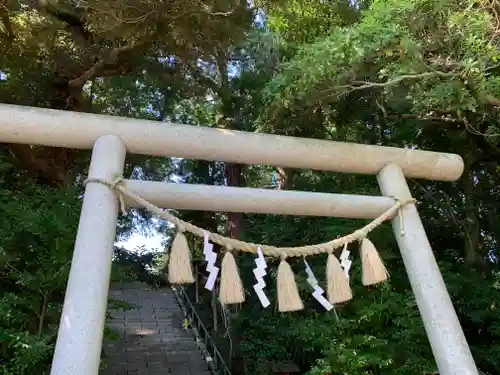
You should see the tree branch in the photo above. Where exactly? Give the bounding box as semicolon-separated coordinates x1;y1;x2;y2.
386;113;464;123
409;178;467;232
37;293;48;337
37;0;91;45
8;144;70;187
338;70;500;125
187;65;220;94
0;14;13;40
335;71;458;94
68;39;150;89
486;94;500;106
0;1;14;51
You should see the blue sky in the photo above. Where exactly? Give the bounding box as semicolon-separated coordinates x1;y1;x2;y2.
117;232;164;252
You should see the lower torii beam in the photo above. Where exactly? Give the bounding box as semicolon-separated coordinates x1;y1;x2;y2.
122;179;396;219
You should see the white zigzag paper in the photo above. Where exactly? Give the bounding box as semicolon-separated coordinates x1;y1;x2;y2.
203;232;219;291
304;259;333;311
253;247;270;308
340;246;352;281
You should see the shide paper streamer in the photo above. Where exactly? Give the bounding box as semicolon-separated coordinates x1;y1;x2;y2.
203;231;219;291
253;247;270;308
304;259;333;311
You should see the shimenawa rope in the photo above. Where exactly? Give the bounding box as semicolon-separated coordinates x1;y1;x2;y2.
84;177;416;258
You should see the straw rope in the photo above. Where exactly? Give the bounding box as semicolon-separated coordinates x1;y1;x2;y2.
84;177;416;258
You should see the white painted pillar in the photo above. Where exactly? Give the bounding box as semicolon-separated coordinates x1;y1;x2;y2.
50;135;126;375
377;163;478;375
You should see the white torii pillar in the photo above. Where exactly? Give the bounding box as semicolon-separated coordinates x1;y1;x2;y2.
50;135;126;375
378;163;478;375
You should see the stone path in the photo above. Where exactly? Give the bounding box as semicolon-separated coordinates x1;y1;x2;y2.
100;282;211;375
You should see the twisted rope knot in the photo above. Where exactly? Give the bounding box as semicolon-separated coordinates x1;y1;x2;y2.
84;176;127;215
110;177;125;189
392;197;417;207
83;177;417;257
390;196;417;236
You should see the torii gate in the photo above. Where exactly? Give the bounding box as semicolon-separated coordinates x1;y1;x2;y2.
0;104;478;375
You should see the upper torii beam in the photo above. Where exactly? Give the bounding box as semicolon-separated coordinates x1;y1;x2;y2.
0;104;462;181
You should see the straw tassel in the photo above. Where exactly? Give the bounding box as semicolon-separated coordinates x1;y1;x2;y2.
277;257;303;312
167;230;195;284
326;252;352;304
361;238;389;286
219;250;245;305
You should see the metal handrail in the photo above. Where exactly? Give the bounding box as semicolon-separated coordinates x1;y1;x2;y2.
171;286;232;375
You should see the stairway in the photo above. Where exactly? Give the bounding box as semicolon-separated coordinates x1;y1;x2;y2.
100;281;211;375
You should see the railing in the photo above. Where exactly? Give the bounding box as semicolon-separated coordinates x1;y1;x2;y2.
171;286;232;375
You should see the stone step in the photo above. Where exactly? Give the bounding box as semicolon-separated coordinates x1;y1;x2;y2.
100;283;213;375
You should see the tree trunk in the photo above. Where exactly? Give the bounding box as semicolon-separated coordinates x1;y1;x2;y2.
276;167;295;190
224;162;245;239
6;79;87;188
194;264;199;304
211;289;218;332
461;147;489;275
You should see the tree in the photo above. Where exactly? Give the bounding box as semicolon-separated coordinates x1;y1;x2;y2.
0;0;253;187
2;0;500;374
0;1;255;373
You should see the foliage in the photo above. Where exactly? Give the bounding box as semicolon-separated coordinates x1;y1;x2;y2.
0;0;254;373
0;156;81;374
112;245;170;286
237;1;500;374
2;0;500;374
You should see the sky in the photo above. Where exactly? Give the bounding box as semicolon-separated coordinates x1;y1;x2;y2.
117;232;164;252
